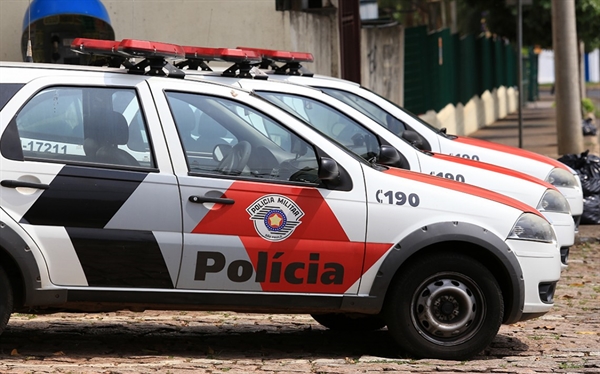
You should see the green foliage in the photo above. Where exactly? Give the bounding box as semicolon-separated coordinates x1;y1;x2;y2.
459;0;600;51
378;0;430;27
582;97;596;114
378;0;600;50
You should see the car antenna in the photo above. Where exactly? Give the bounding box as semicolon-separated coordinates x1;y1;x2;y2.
25;0;33;62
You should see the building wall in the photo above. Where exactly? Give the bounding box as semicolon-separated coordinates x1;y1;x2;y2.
0;0;339;76
0;0;29;61
360;24;404;106
2;0;410;132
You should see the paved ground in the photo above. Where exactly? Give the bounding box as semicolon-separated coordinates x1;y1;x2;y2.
0;239;598;374
2;89;600;373
469;89;600;159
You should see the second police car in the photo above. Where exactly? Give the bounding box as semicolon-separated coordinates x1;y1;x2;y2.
0;39;562;360
164;45;575;267
234;47;585;229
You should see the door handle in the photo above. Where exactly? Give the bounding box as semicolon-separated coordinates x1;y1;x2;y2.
189;195;235;205
1;180;49;189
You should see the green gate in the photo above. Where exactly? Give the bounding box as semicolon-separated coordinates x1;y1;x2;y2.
404;26;526;114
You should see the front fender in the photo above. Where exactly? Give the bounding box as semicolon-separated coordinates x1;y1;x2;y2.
342;221;525;324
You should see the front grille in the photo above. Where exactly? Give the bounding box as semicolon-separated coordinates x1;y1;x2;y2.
560;246;570;265
539;282;557;304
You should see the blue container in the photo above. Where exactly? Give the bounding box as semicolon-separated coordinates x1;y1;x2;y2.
21;0;114;63
23;0;112;31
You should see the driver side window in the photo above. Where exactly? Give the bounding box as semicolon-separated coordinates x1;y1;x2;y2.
166;92;320;184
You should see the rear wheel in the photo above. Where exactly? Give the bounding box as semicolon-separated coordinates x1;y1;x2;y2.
384;253;503;360
311;313;386;332
0;266;13;335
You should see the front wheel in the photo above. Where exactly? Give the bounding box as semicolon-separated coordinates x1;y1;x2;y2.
384;253;503;360
0;266;13;335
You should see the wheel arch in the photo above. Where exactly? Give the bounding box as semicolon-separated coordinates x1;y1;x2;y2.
342;221;525;324
0;221;67;307
0;223;34;309
0;245;25;309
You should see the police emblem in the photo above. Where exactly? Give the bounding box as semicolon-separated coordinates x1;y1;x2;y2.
246;194;304;241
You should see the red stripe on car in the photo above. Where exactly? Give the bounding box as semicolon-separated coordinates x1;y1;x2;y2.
383;167;543;217
431;152;556;190
192;180;394;293
453;136;570;171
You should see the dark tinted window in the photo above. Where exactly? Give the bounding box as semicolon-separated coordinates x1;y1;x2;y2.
13;86;154;168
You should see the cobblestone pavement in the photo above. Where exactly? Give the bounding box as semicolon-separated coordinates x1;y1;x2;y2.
0;242;599;374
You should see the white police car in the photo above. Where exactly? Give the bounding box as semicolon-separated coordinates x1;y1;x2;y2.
0;39;561;360
233;47;584;228
166;46;575;267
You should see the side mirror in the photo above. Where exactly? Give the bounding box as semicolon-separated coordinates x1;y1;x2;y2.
378;145;401;166
212;143;232;162
318;157;340;181
402;130;425;150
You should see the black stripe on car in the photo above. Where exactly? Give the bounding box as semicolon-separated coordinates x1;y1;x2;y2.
21;165;147;228
68;227;174;288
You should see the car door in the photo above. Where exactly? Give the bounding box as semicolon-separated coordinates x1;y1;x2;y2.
149;80;371;295
0;73;183;289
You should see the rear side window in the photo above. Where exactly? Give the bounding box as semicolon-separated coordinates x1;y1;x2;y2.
7;86;154;168
0;83;25;111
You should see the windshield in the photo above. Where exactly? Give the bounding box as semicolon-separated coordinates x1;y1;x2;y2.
318;86;450;138
256;90;381;164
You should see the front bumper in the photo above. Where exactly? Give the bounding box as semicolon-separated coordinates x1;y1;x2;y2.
506;239;562;317
541;211;575;269
556;185;583;217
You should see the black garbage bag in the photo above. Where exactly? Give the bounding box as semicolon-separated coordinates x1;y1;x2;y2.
558;151;600;224
581;194;600;224
582;118;598;136
558;150;600;196
558;150;589;170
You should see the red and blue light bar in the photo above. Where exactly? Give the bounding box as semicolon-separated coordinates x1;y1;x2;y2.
178;46;263;78
71;38;185;59
119;39;185;59
236;46;314;63
182;46;262;64
70;38;185;78
71;38;120;56
236;46;314;76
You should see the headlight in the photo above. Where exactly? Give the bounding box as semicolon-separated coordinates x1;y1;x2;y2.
537;189;571;214
508;213;556;243
546;168;576;188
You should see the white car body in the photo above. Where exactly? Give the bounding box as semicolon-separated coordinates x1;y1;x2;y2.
261;73;584;222
0;52;561;360
182;73;574;266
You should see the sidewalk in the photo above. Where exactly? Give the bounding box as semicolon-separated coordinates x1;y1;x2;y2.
468;89;600;241
468;90;599;159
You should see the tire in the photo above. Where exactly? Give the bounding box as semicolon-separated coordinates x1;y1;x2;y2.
384;253;503;360
0;266;13;336
311;313;387;332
